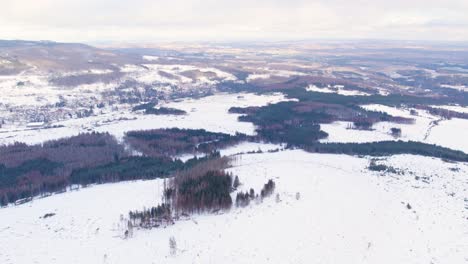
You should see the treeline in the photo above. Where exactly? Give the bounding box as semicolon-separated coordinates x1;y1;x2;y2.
144;107;186;116
232;100;412;146
70;156;182;186
132;102;186;115
128;203;173;229
415;105;468;120
0;133;126;206
284;88;466;107
305;141;468;162
0;131;224;206
228;88;468;161
125;128;249;157
127;156;234;231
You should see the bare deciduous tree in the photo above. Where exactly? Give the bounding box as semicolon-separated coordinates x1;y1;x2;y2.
169;236;177;256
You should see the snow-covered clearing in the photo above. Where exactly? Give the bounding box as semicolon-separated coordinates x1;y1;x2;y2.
440;84;468;92
306;84;371;96
320;104;468;153
0;150;466;264
246;69;307;82
430;105;468;114
0;92;288;145
121;63;237;85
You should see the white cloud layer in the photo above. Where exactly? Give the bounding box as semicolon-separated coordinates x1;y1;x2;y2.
1;0;467;42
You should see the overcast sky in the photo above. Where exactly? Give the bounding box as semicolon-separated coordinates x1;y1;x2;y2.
1;0;468;43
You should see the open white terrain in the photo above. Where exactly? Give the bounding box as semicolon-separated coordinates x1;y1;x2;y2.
0;149;466;264
0;92;288;145
320;104;468;153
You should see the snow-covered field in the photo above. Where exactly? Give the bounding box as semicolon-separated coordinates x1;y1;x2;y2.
320;104;468;153
0;92;288;145
306;84;371;96
1;150;466;264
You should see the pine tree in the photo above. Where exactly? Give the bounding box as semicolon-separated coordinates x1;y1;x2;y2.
233;176;240;189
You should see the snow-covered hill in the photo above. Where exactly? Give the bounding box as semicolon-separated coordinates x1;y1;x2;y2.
0;150;466;264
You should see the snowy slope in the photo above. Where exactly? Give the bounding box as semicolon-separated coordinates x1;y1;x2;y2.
0;150;466;264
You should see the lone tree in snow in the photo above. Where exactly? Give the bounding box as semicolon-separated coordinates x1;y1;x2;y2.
390;127;402;137
233;176;240;189
169;236;177;256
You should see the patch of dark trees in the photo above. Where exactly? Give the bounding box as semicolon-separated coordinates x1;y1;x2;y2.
368;160;398;173
390;127;402;137
132;102;186;115
235;179;276;208
414;105;468;120
305;141;468;162
128;157;278;232
169;157;233;214
231;100;412;146
284;88;466;107
0;133;126;206
128;157;234;230
228;88;468;161
132;102;157;111
125;128;249;157
144;107;187;116
0;131;224;206
128;203;173;230
173;170;233;213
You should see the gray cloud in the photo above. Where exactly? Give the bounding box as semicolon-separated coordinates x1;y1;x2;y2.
1;0;467;42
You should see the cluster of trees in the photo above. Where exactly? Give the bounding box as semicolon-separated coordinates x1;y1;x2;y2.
173;170;233;213
352;119;374;130
0;133;126;206
169;156;233;214
70;156;184;186
235;179;276;208
128;203;173;229
235;188;255;207
125;156;237;233
390;127;402;137
232;94;416;147
132;102;157;112
125;128;248;157
235;101;330;146
229;90;468;161
132;103;187;116
0;132;225;206
260;179;276;198
144;107;187;116
368;160;398;173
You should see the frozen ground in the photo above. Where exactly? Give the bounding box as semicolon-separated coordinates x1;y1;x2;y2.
430;105;468;114
0;150;466;264
0;92;288;145
306;84;371;96
320;104;468;153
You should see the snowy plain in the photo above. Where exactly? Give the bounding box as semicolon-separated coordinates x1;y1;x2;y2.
0;92;288;145
0;150;466;264
320;104;468;153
